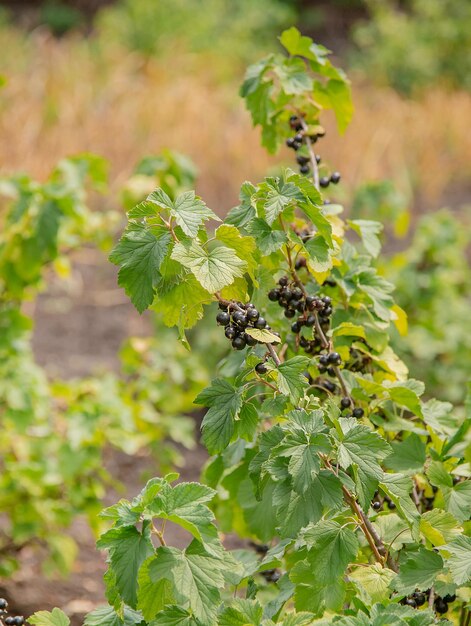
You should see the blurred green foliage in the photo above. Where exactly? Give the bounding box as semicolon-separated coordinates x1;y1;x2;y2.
96;0;295;66
387;209;471;404
351;0;471;95
40;1;84;36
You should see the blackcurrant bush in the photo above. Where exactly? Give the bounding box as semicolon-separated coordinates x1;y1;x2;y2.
254;317;267;329
341;397;351;409
225;325;237;340
434;598;448;614
291;322;301;333
245;333;258;347
300;165;310;174
216;311;230;326
232;336;247;350
233;311;248;327
328;352;342;365
278;276;289;287
372;501;382;510
330;172;341;184
320;176;330;188
255;362;268;375
246;308;259;322
268;289;280;301
352;407;364;418
413;593;426;606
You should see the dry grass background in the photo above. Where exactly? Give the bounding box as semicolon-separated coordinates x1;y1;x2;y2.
1;29;470;215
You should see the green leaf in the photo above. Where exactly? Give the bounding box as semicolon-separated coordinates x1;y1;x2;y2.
337;422;391;482
225;182;257;228
147;189;219;237
279;27;330;64
304;235;334;273
441;536;471;585
154;272;212;330
137;556;173;620
395;547;443;594
195;379;244;453
97;524;154;607
274;57;313;95
215;224;257;283
218;599;263;626
348;220;383;258
384;434;426;474
259;178;303;225
29;609;70;626
171;240;246;293
380;473;420;532
420;509;463;546
299;520;359;583
147;541;229;623
151;606;199;625
275;356;310;403
349;564;396;604
109;223;171;313
84;606;143;626
325;79;353;134
245;327;281;343
246;218;287;255
443;481;471;522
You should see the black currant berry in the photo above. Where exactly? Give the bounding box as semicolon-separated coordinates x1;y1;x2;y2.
255;317;267;329
289;115;302;131
404;598;417;608
434;598;448;615
300;165;310;174
296;155;309;166
322;296;331;306
218;301;228;311
319;176;330;188
295;301;305;313
323;380;336;393
0;599;7;610
285;309;296;318
13;619;24;626
233;311;248;327
291;322;301;333
216;311;230;326
268;289;280;301
328;352;342;365
413;592;426;606
286;137;296;149
232;336;247;350
295;257;306;270
245;333;258;347
387;500;396;510
352;407;364;418
5;619;15;626
246;308;259;322
319;306;332;317
315;154;321;164
341;397;351;409
278;276;289;287
305;296;315;308
372;501;382;510
300;337;309;348
255;362;268;375
443;594;456;603
225;325;237;340
330;172;341;184
292;287;303;300
319;355;329;366
294;132;303;143
305;315;315;327
327;367;336;377
281;288;293;301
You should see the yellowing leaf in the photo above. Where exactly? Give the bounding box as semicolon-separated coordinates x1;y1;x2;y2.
392;304;408;336
245;327;281;343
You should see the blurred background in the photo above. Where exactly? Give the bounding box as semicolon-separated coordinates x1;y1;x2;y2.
0;0;470;622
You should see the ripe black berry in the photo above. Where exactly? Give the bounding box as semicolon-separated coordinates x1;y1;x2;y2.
280;288;293;301
286;137;296;149
352;407;364;418
319;306;332;317
254;317;267;329
305;315;315;327
225;325;237;339
387;500;396;510
233;311;248;327
295;257;306;270
372;501;382;510
315;154;321;163
246;308;259;322
295;301;305;312
434;598;448;614
268;289;280;301
232;336;247;350
218;301;228;311
330;172;341;184
255;362;268;375
285;309;296;318
245;333;258;347
279;276;289;287
323;380;336;393
319;176;330;188
300;337;309;348
216;311;230;326
5;619;15;626
289;115;302;131
294;132;304;143
404;598;417;608
305;296;315;308
328;352;341;365
292;287;303;300
413;593;426;606
296;155;309;165
443;594;456;603
327;367;336;377
319;355;329;366
322;296;331;306
291;322;301;333
341;397;351;409
300;165;310;174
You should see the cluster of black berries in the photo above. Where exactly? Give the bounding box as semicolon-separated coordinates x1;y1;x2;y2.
371;491;396;511
319;171;341;188
0;599;25;626
217;301;276;351
400;590;455;614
